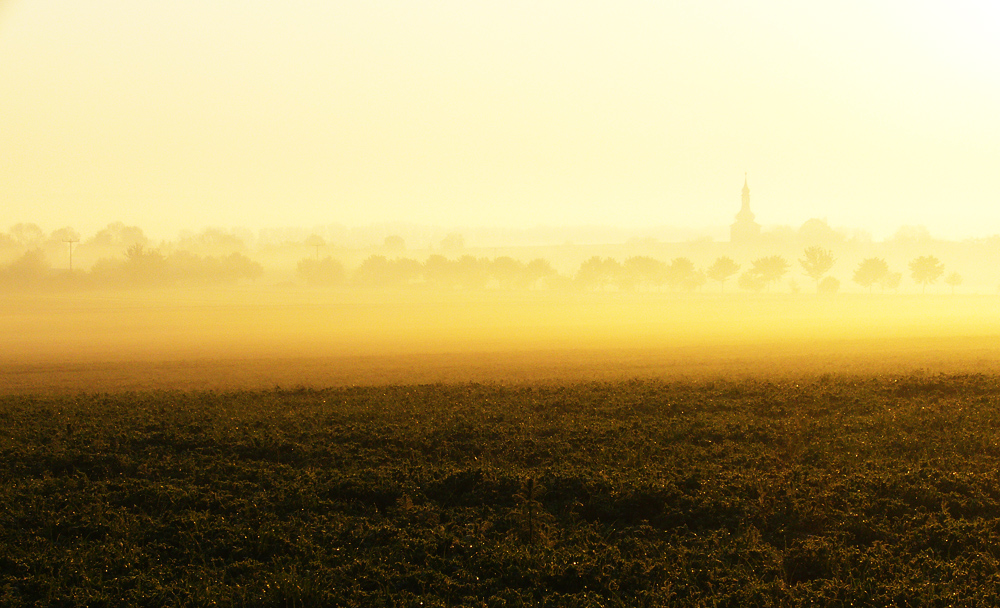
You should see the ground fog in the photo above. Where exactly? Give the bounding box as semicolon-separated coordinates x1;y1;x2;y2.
3;288;999;393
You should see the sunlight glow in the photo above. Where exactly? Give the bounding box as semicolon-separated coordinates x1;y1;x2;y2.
0;1;998;240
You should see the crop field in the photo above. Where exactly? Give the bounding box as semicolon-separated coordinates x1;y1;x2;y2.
4;375;1000;606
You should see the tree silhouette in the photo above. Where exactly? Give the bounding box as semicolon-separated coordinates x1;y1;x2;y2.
49;227;80;244
798;218;845;247
0;232;17;252
799;247;834;292
422;254;454;289
87;222;148;249
297;256;345;286
666;257;700;291
750;255;789;292
160;251;262;284
576;256;622;291
853;258;889;293
707;257;740;292
909;256;944;293
944;271;962;294
456;255;490;290
490;256;524;289
818;276;840;294
738;269;766;292
383;235;405;252
880;271;902;292
180;228;247;253
124;243;169;284
440;233;465;251
354;255;420;287
9;223;44;248
522;258;557;289
3;249;49;286
891;225;933;246
213;253;264;283
622;256;667;291
688;269;707;292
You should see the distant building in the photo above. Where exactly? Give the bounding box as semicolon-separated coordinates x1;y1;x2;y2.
730;174;761;244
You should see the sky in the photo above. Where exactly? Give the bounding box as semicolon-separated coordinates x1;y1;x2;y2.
2;1;999;241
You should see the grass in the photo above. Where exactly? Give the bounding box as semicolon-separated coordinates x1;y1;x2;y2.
3;374;1000;605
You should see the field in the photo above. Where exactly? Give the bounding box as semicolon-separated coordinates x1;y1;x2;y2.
5;375;1000;606
4;288;1000;604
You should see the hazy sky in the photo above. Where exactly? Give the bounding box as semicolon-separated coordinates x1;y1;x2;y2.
2;1;999;240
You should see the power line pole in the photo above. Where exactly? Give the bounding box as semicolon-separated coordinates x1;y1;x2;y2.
64;238;79;271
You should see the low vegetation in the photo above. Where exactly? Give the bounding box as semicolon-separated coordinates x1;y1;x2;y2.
4;375;1000;605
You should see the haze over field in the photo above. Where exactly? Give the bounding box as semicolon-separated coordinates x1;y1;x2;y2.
10;9;1000;607
3;286;1000;393
3;2;1000;393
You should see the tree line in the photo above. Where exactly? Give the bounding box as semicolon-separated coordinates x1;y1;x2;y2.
0;221;964;293
797;247;959;294
0;243;961;293
297;249;961;294
298;255;563;290
0;221;977;293
0;245;262;288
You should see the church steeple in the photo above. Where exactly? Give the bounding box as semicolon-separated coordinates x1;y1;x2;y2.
730;173;761;244
736;172;754;222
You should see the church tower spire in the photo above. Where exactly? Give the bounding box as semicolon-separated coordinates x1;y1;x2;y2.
736;172;754;222
730;173;761;244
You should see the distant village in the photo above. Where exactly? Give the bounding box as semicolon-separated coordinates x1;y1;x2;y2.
2;178;998;293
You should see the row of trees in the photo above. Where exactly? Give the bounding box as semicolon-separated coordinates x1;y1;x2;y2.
296;250;960;293
577;254;797;292
0;241;961;293
797;247;958;294
298;255;561;289
297;252;807;292
0;246;263;288
0;223;260;264
2;223;148;256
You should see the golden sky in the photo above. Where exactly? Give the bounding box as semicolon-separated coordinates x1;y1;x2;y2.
2;1;999;240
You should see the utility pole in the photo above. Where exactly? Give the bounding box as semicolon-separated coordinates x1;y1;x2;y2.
304;235;325;260
64;238;79;271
